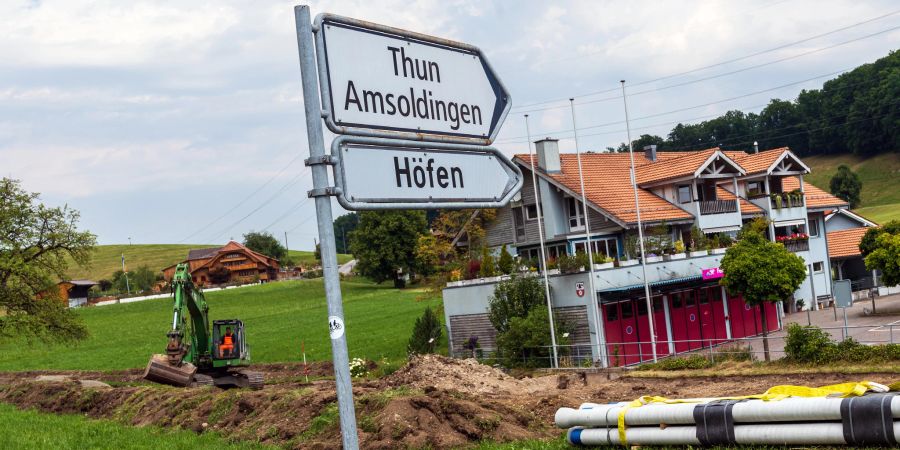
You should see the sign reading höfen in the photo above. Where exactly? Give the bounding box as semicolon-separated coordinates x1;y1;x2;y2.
332;136;522;210
314;14;510;145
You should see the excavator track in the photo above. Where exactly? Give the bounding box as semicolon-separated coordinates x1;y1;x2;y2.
235;369;265;390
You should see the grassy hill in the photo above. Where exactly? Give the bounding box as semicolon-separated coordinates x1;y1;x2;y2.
65;244;351;281
0;279;438;371
803;153;900;225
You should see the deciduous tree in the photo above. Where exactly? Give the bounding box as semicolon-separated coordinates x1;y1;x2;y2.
829;165;862;208
720;228;806;361
242;231;287;261
0;178;95;342
349;210;427;287
864;229;900;287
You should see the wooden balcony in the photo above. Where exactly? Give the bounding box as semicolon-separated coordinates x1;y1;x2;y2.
698;199;738;215
227;262;258;272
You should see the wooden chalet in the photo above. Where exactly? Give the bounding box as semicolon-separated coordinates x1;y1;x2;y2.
162;241;279;285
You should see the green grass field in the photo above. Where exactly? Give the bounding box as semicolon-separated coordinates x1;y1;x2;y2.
0;279;438;371
804;153;900;224
65;244;350;282
0;403;269;450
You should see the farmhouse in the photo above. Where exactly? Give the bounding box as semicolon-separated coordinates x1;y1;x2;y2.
162;241;279;286
443;141;852;367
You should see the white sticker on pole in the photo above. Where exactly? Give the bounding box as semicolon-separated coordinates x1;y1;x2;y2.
328;316;345;339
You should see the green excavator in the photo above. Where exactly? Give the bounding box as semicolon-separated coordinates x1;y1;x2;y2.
143;263;263;389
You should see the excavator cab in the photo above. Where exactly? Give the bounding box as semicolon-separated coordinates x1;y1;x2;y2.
212;319;248;361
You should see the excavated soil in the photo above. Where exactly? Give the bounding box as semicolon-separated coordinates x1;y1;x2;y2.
1;356;899;449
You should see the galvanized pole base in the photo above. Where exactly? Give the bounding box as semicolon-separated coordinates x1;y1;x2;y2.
294;5;359;449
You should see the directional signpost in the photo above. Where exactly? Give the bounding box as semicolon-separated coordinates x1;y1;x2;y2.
314;14;510;144
294;6;517;449
332;136;521;210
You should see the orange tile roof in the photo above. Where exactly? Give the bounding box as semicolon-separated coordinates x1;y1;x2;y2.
723;148;791;175
635;148;719;184
515;153;694;225
827;227;869;259
782;178;848;210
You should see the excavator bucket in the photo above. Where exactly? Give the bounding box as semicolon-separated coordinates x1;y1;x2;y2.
142;354;197;387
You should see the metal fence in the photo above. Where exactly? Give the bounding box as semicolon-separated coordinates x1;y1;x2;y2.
454;323;900;369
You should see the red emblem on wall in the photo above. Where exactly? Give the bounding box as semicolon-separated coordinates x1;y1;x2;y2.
575;281;585;297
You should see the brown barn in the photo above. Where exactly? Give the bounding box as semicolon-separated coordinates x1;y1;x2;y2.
56;280;98;308
162;241;279;286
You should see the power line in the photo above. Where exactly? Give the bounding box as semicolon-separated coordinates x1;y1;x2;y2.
511;8;900;111
498;66;858;144
513;22;900;116
204;167;310;243
665;98;900;152
495;102;771;145
261;198;310;232
178;154;302;243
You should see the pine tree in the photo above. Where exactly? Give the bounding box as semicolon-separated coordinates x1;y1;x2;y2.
497;244;514;274
407;307;442;355
479;246;496;277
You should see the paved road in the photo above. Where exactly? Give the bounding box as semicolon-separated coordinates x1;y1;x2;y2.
339;259;357;275
742;293;900;358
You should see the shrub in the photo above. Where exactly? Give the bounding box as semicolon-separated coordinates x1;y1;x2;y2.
407;307;442;355
784;323;832;363
479;247;496;277
497;245;514;275
637;355;712;371
495;304;568;368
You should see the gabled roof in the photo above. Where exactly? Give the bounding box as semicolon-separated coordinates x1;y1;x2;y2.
636;149;744;185
827;227;869;259
193;241;277;272
781;178;848;211
723;148;810;176
515;153;694;225
825;209;878;227
187;247;220;260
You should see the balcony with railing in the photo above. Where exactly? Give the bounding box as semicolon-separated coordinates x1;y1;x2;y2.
699;199;738;215
778;237;809;253
693;198;741;232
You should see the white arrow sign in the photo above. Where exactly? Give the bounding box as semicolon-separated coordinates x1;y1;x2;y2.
332;136;522;210
314;14;510;145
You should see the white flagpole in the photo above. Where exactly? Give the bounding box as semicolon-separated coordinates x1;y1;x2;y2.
620;80;658;362
525;114;559;369
569;99;607;368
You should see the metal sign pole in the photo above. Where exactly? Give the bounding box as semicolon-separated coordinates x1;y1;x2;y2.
294;6;359;449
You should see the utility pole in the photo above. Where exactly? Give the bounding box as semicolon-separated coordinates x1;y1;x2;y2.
121;253;131;295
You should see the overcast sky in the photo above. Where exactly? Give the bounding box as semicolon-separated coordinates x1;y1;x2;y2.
3;0;898;248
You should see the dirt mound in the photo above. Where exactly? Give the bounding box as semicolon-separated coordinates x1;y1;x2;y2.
384;354;553;396
0;369;554;449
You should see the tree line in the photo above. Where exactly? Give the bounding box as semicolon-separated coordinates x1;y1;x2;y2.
610;50;899;156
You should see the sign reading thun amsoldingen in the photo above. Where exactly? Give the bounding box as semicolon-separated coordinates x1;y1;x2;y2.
315;14;510;144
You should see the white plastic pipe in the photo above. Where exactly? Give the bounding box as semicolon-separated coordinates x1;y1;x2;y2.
568;422;900;446
556;397;900;428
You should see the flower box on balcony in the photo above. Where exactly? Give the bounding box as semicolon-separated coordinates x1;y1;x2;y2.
593;262;615;270
644;255;663;263
689;250;709;257
547;269;560;275
710;248;727;255
619;259;639;267
665;253;687;261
